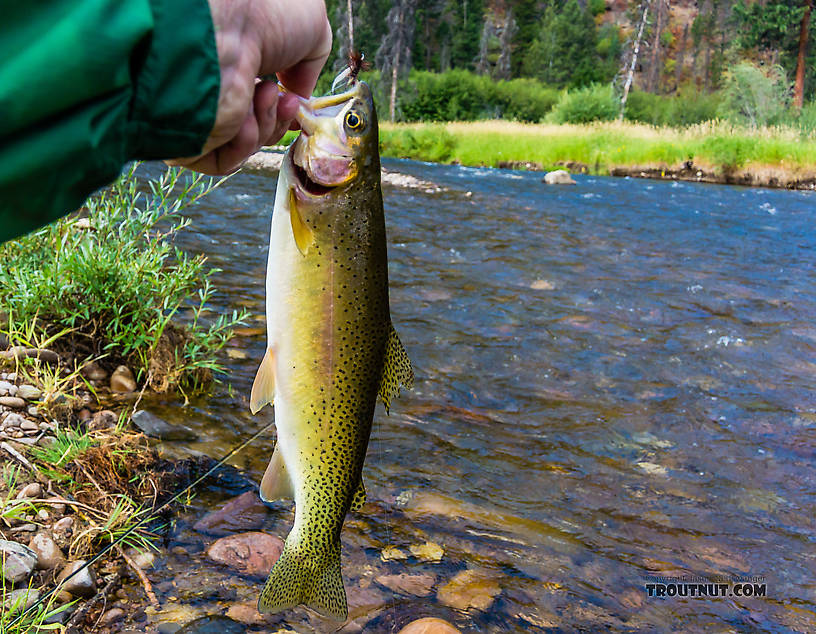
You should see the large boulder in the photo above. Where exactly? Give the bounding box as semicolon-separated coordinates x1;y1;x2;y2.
543;169;577;185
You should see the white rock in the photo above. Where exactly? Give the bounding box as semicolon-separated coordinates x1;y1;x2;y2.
543;169;577;185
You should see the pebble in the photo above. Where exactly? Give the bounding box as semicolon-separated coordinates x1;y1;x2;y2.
38;435;57;448
29;531;66;570
437;568;501;611
193;490;268;536
205;531;283;577
16;482;42;499
0;380;13;394
16;385;41;400
20;419;39;432
1;412;26;429
131;409;197;441
52;516;75;548
0;540;38;583
6;372;17;381
110;365;137;393
397;618;461;634
57;560;97;597
0;396;25;408
375;573;436;597
80;361;108;381
28;407;39;417
100;607;126;625
89;409;118;431
128;548;156;570
2;588;41;613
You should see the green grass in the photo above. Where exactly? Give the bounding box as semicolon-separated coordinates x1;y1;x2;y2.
0;164;247;394
378;120;816;176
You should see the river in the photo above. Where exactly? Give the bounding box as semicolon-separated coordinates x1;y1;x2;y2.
132;159;816;633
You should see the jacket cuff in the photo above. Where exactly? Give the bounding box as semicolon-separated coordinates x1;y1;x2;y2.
127;0;219;159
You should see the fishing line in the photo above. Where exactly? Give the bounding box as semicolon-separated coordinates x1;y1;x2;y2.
7;417;277;629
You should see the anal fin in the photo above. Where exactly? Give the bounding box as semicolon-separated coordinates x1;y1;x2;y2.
378;322;414;414
250;347;276;414
259;444;293;503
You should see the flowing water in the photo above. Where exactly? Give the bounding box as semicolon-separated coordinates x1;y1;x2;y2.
130;160;816;633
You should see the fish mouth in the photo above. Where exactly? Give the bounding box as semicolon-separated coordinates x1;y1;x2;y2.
291;154;335;197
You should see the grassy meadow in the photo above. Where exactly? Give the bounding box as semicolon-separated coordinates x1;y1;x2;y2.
376;120;816;181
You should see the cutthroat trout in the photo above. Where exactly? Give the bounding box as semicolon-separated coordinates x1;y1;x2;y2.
249;79;413;619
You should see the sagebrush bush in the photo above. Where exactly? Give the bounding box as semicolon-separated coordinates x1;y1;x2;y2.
719;62;791;128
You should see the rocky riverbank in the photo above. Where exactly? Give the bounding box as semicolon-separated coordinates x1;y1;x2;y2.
0;350;222;631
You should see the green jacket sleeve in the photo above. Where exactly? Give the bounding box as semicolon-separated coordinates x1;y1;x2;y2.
0;0;219;243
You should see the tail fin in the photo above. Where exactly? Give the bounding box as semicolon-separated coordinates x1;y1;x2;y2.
257;541;347;620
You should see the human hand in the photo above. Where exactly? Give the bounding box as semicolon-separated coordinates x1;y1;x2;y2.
169;0;332;174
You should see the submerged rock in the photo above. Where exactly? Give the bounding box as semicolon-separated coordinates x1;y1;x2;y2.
437;568;501;612
225;601;269;626
543;169;577;185
0;540;38;583
397;618;461;634
409;541;444;562
193;490;268;536
375;573;436;597
132;409;198;441
176;615;247;634
205;531;283;577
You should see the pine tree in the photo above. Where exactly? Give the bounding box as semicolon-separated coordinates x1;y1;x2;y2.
523;0;600;87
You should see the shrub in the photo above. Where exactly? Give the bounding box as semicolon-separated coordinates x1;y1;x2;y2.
701;136;752;172
547;84;618;124
0;165;246;393
719;62;791;127
380;125;455;162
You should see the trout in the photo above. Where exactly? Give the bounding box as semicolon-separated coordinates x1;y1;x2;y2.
249;79;413;619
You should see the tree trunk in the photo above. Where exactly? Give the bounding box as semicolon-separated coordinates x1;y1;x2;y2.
390;42;401;122
347;0;354;53
647;0;665;93
620;1;650;120
675;23;688;90
794;0;813;109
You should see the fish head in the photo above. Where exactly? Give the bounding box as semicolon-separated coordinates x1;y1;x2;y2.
289;82;379;199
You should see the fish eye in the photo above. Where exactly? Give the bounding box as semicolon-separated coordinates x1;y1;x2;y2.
344;110;365;132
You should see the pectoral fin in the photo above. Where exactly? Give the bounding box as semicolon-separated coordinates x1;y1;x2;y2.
250;347;276;414
289;189;314;255
259;445;294;502
349;479;366;512
378;323;414;414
